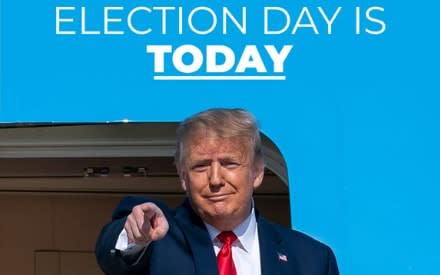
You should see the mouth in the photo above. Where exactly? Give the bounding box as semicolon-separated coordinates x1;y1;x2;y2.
205;193;232;202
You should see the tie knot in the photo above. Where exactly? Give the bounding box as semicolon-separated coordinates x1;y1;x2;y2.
217;231;237;244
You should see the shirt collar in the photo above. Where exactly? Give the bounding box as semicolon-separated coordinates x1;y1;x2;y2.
204;204;257;253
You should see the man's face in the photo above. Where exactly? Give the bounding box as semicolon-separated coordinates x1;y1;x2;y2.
179;131;264;230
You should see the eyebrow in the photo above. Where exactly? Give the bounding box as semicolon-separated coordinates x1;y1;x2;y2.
190;156;241;165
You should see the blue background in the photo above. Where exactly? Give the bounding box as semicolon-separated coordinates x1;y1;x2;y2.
1;1;440;274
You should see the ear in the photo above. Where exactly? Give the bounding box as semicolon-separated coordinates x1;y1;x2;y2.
252;160;265;190
178;168;188;192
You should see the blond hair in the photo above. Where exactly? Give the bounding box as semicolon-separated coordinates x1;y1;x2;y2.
175;108;263;168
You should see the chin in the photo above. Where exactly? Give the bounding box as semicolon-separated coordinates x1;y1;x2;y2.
204;207;231;219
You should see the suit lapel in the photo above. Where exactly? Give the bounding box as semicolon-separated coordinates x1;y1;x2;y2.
257;216;300;275
174;200;219;275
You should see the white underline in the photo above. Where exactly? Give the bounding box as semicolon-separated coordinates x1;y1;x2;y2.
153;75;286;81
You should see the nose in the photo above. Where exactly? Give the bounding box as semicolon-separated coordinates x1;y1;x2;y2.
208;162;223;187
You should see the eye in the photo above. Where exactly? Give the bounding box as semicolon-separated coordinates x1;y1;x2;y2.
222;161;240;169
191;163;209;172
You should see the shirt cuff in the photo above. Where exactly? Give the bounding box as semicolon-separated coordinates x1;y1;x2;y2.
115;228;146;255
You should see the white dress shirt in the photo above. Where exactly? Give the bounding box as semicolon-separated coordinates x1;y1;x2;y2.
204;207;261;275
116;207;261;275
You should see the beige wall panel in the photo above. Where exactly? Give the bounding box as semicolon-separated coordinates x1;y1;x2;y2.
35;251;60;275
60;252;103;275
0;194;54;275
2;247;40;275
53;196;121;251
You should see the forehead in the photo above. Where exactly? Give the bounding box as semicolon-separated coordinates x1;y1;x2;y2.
185;131;251;160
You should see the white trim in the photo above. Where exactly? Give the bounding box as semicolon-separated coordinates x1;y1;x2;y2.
154;75;286;81
0;124;288;185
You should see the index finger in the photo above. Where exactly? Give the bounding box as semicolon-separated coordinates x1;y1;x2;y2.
139;202;161;219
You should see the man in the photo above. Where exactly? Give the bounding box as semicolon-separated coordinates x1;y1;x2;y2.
96;108;339;275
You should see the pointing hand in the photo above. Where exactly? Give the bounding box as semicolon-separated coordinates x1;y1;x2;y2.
124;202;169;246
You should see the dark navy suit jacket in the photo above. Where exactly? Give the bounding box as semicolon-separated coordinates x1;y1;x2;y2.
96;197;339;275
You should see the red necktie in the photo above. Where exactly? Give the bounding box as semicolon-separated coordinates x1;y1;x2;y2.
216;231;237;275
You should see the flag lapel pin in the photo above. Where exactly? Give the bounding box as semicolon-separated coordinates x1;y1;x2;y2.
277;252;288;262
